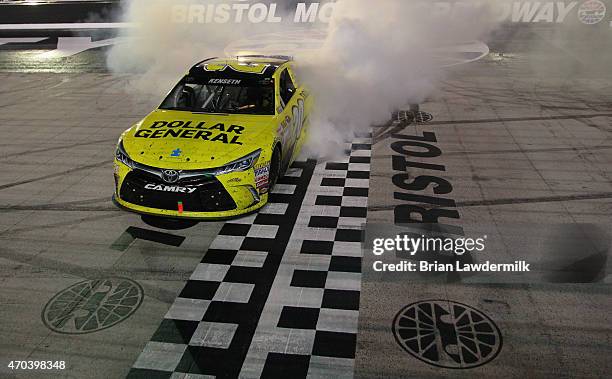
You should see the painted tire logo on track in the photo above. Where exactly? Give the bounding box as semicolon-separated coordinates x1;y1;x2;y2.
42;278;143;334
392;300;502;369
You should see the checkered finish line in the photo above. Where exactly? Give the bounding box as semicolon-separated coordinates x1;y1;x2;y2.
128;134;371;379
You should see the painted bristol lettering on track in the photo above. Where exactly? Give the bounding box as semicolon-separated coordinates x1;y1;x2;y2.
386;111;489;283
391;130;462;235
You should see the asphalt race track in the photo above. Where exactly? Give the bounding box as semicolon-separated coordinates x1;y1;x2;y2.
1;9;612;379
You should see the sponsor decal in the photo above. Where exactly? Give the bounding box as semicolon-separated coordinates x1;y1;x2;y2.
145;184;197;194
578;0;607;24
254;162;270;194
279;116;292;146
277;98;306;147
171;148;182;157
134;121;244;145
292;98;306;141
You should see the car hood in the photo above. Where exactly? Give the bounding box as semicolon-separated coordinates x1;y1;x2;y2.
122;110;275;170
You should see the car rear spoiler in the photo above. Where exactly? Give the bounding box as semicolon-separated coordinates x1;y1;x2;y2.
236;54;293;62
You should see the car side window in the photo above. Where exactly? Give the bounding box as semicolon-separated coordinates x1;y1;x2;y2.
279;69;296;105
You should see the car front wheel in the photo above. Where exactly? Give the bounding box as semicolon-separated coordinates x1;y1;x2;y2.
268;147;281;192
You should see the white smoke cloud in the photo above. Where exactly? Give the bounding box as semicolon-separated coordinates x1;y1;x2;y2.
106;0;502;156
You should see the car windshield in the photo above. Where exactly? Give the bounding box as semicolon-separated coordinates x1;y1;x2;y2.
160;75;275;115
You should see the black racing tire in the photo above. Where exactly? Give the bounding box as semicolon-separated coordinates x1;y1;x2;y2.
269;147;281;191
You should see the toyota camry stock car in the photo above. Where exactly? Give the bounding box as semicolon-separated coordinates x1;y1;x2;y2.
113;56;311;219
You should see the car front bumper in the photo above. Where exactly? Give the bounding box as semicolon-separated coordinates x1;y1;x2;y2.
112;194;266;220
113;160;267;220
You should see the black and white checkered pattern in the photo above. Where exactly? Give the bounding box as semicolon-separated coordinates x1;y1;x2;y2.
128;134;371;378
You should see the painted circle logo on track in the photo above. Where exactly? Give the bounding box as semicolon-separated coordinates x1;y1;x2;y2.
42;278;143;334
578;0;607;24
394;110;434;125
392;300;502;369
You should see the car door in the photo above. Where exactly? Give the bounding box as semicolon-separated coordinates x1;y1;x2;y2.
277;66;306;164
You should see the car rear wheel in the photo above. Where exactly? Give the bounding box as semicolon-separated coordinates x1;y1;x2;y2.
268;147;281;192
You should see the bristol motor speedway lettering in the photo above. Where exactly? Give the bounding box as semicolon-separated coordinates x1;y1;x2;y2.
134;121;244;145
169;1;610;26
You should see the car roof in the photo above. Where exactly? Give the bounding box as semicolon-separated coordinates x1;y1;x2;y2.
190;56;292;78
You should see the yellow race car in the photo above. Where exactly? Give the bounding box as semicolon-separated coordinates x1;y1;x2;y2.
113;56;311;219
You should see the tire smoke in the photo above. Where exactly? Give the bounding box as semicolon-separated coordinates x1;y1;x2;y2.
106;0;501;157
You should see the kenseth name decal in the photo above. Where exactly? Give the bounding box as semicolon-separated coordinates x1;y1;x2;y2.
145;184;197;194
135;121;244;145
208;78;242;85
